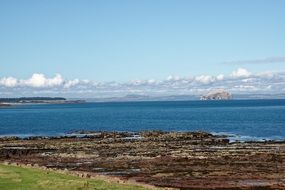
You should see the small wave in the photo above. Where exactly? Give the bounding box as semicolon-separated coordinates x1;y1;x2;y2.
211;131;284;142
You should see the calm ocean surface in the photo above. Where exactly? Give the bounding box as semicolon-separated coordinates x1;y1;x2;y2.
0;99;285;141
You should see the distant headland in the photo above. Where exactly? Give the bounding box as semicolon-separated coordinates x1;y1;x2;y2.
0;97;85;105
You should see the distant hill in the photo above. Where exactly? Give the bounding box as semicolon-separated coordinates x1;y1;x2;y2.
85;94;199;102
82;92;285;102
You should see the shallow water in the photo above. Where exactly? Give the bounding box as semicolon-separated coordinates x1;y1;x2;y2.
0;99;285;140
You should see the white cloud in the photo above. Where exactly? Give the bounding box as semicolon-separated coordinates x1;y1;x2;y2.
64;79;80;88
242;78;254;82
47;74;64;87
0;68;285;97
230;68;251;78
256;71;275;78
130;79;144;86
0;77;17;87
21;73;46;87
234;85;256;89
19;73;63;88
195;75;215;84
148;79;156;84
167;75;180;81
216;74;224;81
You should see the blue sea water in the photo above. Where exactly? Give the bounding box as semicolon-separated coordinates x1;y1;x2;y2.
0;99;285;141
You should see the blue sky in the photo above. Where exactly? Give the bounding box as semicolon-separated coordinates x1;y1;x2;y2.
1;0;285;81
0;1;285;97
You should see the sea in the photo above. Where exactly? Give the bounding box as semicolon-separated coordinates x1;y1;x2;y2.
0;99;285;141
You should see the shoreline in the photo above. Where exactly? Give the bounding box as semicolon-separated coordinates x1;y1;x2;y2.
1;131;284;189
1;130;285;143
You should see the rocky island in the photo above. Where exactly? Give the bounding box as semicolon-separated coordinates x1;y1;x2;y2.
200;89;232;100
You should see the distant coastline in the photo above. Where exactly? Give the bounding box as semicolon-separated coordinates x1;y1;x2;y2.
2;94;285;105
0;103;10;107
0;97;85;106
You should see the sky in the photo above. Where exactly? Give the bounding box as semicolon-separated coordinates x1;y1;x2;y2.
0;0;285;97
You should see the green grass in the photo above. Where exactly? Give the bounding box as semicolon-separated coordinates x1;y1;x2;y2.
0;164;151;190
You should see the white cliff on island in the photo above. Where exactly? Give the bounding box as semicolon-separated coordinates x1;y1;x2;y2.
200;89;232;100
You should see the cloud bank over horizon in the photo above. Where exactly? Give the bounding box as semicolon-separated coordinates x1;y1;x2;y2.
1;68;285;98
223;56;285;65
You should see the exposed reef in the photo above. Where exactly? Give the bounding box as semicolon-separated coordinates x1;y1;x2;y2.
0;131;284;189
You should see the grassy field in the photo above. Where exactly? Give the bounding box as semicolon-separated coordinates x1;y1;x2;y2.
0;164;151;190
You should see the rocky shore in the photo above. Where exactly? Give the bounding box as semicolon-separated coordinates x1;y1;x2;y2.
0;131;284;189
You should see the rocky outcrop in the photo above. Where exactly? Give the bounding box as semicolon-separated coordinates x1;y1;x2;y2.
200;89;232;100
0;131;284;189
